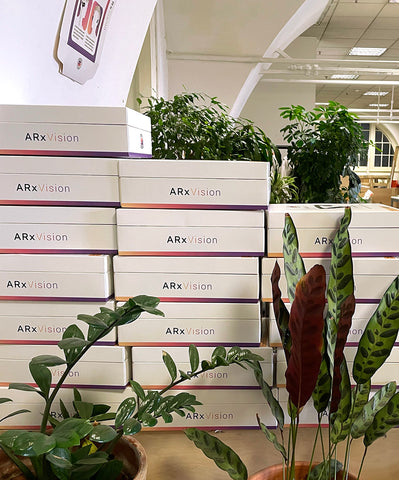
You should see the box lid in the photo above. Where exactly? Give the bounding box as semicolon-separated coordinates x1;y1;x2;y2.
0;156;118;175
267;203;399;229
0;344;127;362
0;300;115;317
117;209;264;227
118;159;270;179
113;256;259;274
0;105;151;131
132;346;271;363
0;206;116;224
0;254;112;272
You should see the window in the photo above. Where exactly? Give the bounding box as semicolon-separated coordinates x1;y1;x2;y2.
357;123;395;172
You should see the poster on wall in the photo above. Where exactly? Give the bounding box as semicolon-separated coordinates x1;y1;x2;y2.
0;0;157;106
57;0;116;84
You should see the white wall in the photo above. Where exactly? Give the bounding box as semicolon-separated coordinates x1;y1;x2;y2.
0;0;157;106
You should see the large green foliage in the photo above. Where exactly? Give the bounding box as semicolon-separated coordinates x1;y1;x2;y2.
139;92;280;163
280;102;368;203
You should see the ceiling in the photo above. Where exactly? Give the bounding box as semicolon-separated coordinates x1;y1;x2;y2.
299;0;399;120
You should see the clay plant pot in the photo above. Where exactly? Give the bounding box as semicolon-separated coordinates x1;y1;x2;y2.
249;462;357;480
0;435;147;480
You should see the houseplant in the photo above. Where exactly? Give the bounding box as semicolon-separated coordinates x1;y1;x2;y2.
186;207;399;480
0;295;262;480
138;92;280;163
279;101;368;203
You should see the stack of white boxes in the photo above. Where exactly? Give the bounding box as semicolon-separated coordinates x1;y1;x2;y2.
263;203;399;426
114;159;274;429
0;105;151;428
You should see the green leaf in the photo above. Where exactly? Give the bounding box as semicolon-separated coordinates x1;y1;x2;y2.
115;397;137;428
308;460;343;480
0;409;30;423
52;418;93;448
185;428;247;480
353;276;399;385
73;401;94;419
12;431;56;456
46;447;72;469
29;363;51;399
123;417;142;435
30;355;66;367
8;383;40;394
364;392;399;446
129;380;146;401
351;381;396;439
58;337;90;350
257;416;287;460
76;314;108;329
0;397;12;404
94;460;124;480
162;350;177;382
282;213;306;304
61;325;87;364
189;344;200;373
253;365;284;430
89;424;117;443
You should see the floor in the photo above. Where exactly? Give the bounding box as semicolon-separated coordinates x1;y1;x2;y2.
136;428;399;479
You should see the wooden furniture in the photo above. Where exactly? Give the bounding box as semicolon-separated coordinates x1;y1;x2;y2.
136;428;399;479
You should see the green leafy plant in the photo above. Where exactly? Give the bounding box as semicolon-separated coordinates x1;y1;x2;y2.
280;101;368;203
186;208;399;480
0;295;262;480
138;92;280;163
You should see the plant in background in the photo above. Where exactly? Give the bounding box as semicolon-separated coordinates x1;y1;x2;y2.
270;157;299;204
138;92;280;163
0;295;262;480
186;208;399;480
280;101;368;203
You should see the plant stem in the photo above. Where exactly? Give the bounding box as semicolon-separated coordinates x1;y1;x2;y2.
356;447;367;480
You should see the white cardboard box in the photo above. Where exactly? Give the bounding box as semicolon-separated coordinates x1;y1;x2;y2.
0;254;113;301
131;346;272;389
267;203;399;257
0;300;116;345
118;159;270;209
262;257;399;303
0;386;132;429
0;156;119;206
0;206;117;254
0;105;151;158
141;388;275;430
117;302;261;347
116;208;265;256
113;256;260;303
0;344;130;388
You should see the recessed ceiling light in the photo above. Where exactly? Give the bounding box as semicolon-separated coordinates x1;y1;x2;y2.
330;74;359;80
363;91;389;96
349;47;387;56
369;103;389;107
389;0;399;3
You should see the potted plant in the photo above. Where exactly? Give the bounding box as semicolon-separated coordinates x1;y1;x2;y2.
0;295;263;480
138;92;280;163
185;207;399;480
280;101;368;203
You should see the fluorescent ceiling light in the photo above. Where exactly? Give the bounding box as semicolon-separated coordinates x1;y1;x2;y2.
363;91;389;96
369;103;389;107
330;74;359;80
349;47;387;56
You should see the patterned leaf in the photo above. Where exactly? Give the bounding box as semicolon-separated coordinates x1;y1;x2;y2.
282;214;306;304
185;428;248;480
330;359;352;443
351;381;396;439
285;265;326;409
257;415;287;460
253;364;285;430
271;261;291;360
312;356;331;414
353;276;399;385
364;392;399;447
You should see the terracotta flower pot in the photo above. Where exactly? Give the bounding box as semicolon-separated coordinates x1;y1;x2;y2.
249;462;356;480
0;435;147;480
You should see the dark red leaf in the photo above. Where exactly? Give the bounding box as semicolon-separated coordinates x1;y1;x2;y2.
285;264;326;409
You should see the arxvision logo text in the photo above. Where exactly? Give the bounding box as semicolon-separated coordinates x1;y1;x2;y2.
169;187;221;197
13;232;68;242
16;183;72;194
24;132;79;143
166;235;218;245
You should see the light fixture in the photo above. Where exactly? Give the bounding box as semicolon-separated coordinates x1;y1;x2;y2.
330;74;359;79
369;103;389;107
363;91;389;96
389;0;399;3
349;47;387;56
